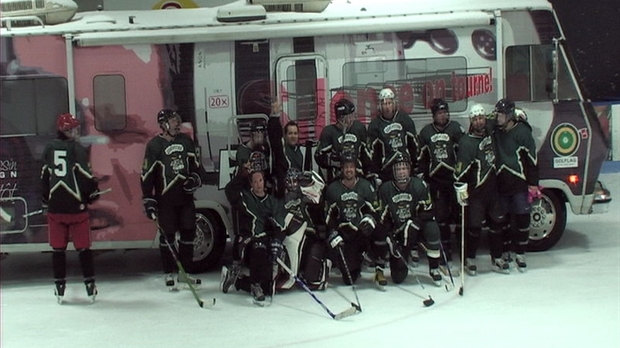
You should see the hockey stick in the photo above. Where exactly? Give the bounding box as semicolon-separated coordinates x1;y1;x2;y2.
154;219;215;308
276;257;358;320
406;264;435;307
337;246;362;312
459;204;465;296
439;242;455;292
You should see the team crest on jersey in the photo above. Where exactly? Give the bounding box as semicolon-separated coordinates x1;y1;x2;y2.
384;123;404;150
396;202;412;222
434;142;449;160
480;136;495;164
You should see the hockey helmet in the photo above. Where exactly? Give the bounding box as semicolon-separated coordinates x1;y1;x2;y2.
157;109;180;124
334;99;356;121
469;104;486;119
430;98;449;115
392;151;411;184
250;121;266;133
340;151;357;167
379;88;395;102
495;99;516;118
56;113;80;132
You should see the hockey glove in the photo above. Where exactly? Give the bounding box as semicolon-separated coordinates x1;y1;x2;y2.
454;182;469;206
328;152;340;168
142;198;158;220
182;172;202;193
270;239;285;263
359;214;376;236
327;230;344;249
402;218;422;247
527;185;543;203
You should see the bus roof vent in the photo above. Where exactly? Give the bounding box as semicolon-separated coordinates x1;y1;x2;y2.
0;0;78;26
248;0;329;13
217;4;267;22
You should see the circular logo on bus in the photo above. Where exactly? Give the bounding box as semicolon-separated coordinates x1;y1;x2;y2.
551;123;580;156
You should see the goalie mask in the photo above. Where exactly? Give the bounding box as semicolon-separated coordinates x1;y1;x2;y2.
285;168;302;192
248;151;268;173
392;152;411;184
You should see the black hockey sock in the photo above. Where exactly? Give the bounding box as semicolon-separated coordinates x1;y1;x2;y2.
78;249;95;280
52;249;67;281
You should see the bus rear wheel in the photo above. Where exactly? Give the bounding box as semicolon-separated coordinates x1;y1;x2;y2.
192;209;226;272
528;189;567;252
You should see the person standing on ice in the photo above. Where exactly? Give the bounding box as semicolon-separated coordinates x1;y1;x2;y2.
367;88;419;185
453;104;508;275
492;99;540;272
141;109;203;290
417;98;464;271
41;113;101;304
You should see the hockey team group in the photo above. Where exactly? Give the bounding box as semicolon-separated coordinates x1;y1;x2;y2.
42;88;540;309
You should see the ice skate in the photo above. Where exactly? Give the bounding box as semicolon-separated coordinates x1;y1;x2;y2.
515;254;527;272
165;273;178;291
502;251;514;269
374;267;387;291
251;283;266;306
178;272;202;286
429;268;442;287
54;282;66;305
464;258;477;276
85;280;97;303
220;265;240;293
492;258;510;274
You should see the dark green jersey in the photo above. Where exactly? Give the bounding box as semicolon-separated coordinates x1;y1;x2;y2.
41;139;98;214
141;133;200;202
418;121;464;181
225;172;287;239
367;110;418;174
315;120;369;178
376;178;434;228
454;132;497;190
324;177;376;231
493;121;539;194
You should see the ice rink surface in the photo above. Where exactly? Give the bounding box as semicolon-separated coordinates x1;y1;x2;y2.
1;173;619;348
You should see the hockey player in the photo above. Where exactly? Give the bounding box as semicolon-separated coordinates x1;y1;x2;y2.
222;164;288;305
315;98;370;183
41;113;101;303
493;99;540;272
141;109;203;290
453;104;508;275
417;98;464;270
323;152;387;289
236;120;270;170
367;88;418;185
376;152;443;286
280;168;329;290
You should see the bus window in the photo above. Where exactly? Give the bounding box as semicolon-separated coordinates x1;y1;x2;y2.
506;44;578;102
0;77;68;136
93;74;127;132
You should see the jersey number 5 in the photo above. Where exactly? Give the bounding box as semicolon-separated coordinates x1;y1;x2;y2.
54;150;68;177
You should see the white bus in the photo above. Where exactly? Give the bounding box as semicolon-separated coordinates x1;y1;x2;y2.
0;0;611;270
